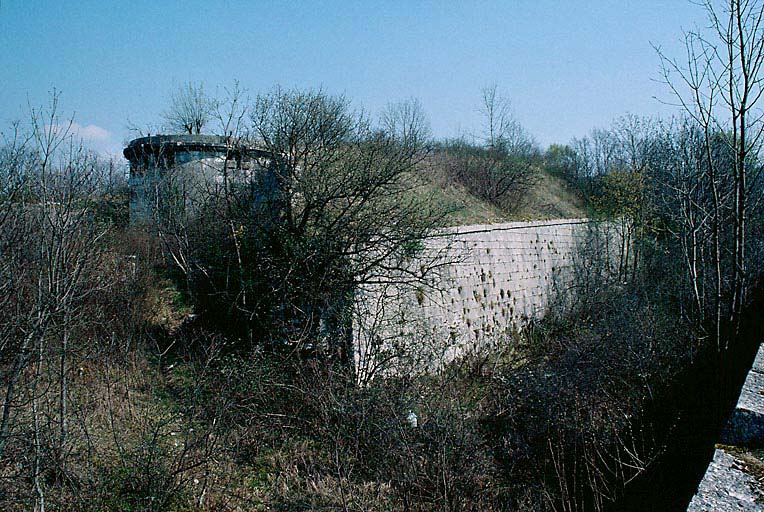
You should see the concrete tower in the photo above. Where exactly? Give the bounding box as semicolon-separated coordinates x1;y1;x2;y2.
123;134;271;222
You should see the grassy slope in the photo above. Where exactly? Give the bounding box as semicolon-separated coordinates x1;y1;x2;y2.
414;158;588;227
510;170;588;221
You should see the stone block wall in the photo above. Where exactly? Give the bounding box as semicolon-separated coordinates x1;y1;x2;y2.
354;218;618;382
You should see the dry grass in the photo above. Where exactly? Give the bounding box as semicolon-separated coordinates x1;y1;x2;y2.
718;444;764;483
414;154;588;227
511;170;588;221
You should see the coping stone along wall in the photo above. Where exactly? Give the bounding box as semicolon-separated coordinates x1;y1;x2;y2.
721;344;764;445
354;218;618;382
688;344;764;511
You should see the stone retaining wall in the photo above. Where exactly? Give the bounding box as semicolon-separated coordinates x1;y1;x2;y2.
354;218;622;382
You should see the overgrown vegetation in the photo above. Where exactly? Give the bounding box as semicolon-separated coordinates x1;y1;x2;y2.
3;2;764;510
436;86;542;213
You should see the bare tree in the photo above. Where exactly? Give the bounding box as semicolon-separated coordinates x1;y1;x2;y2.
479;85;510;149
382;97;432;145
441;87;539;209
212;80;249;139
657;0;764;343
163;82;217;135
0;93;115;509
151;88;447;373
479;85;539;156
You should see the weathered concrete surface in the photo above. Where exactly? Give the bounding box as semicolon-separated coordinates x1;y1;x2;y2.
354;219;622;381
124;134;271;222
688;449;764;511
722;345;764;446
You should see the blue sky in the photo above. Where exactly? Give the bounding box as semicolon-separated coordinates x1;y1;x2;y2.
1;1;706;158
